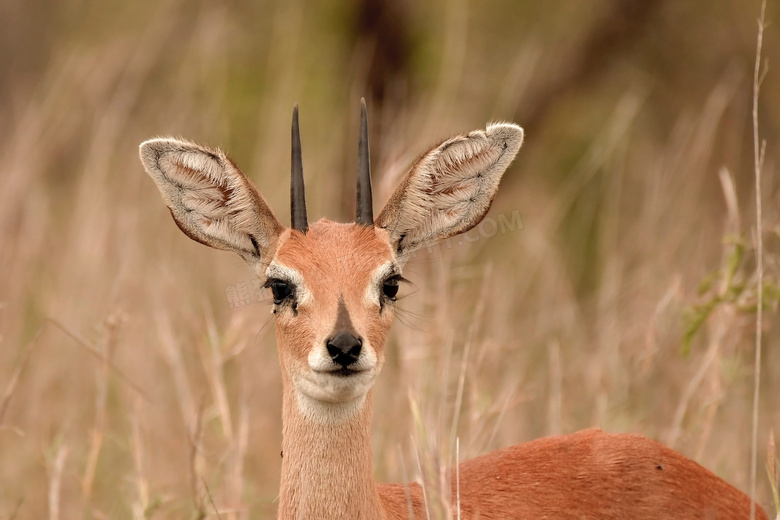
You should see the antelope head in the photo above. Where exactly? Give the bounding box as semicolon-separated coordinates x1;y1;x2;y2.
139;101;523;420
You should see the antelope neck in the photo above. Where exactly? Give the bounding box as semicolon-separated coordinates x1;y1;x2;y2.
278;373;384;520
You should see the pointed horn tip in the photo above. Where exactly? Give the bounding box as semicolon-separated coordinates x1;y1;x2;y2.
356;98;373;226
290;103;307;232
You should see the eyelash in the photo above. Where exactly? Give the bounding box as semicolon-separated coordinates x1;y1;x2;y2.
381;275;407;302
264;278;294;304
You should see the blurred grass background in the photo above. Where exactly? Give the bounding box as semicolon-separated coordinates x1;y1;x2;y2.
1;0;779;518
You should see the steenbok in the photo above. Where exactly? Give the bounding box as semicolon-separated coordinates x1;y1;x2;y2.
140;101;768;519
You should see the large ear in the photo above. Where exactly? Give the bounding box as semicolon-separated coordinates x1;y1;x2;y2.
376;123;523;261
139;138;284;265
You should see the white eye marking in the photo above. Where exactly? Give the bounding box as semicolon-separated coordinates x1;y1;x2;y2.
266;262;312;306
364;261;398;306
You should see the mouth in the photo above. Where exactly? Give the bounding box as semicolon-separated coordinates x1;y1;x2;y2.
317;367;366;377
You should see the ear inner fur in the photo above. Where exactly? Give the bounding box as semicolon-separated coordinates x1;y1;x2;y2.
376;123;523;261
139;138;283;264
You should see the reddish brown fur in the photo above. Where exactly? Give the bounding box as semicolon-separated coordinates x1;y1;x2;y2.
271;221;395;373
379;428;767;519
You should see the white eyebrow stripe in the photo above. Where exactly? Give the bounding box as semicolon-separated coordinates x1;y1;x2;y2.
364;261;399;306
266;261;313;305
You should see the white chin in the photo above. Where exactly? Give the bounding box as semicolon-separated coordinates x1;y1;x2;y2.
297;370;375;404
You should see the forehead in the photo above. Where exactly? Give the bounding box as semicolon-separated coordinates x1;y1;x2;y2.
271;220;395;282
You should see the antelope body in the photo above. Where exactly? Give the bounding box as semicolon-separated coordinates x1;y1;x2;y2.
140;102;768;520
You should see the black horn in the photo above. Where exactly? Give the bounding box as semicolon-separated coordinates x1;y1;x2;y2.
291;104;308;233
356;98;374;226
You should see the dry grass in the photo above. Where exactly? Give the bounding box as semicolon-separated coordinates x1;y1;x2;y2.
0;0;778;518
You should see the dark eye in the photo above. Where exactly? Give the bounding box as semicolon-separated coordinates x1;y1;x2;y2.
265;279;292;304
382;277;399;300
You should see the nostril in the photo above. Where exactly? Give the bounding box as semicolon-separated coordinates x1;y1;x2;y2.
347;343;361;359
326;331;362;367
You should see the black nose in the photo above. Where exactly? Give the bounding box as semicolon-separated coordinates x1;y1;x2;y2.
326;332;362;367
